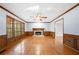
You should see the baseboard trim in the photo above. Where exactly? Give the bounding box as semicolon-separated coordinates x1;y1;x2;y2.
64;44;79;53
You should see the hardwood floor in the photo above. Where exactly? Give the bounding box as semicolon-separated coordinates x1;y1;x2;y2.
64;45;79;55
0;36;79;55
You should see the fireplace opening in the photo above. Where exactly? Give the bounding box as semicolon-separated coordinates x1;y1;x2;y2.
33;28;44;36
35;32;41;35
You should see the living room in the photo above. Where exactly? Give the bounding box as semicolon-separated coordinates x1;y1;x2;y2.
0;3;79;55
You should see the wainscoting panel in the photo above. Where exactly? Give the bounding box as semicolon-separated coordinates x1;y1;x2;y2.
0;35;7;52
64;34;79;51
25;31;55;38
44;31;50;36
25;31;33;36
50;32;55;38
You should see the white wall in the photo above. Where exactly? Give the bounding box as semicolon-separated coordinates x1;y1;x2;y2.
55;19;64;36
50;6;79;35
0;8;6;35
50;21;55;32
25;23;28;32
0;8;26;35
26;23;50;31
50;16;63;32
64;6;79;35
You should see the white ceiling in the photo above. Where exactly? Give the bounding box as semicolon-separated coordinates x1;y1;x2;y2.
0;3;76;22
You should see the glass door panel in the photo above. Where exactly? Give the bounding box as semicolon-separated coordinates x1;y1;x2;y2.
14;20;21;36
7;16;14;39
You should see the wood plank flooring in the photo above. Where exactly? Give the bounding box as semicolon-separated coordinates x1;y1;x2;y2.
0;36;79;55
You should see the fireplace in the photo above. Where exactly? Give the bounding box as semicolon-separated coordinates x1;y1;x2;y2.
35;32;41;35
34;30;43;36
33;28;44;36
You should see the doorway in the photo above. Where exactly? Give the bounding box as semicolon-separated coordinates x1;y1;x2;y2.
54;18;64;54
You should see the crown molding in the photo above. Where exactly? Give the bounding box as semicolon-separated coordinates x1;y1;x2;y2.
0;5;28;23
50;3;79;23
27;22;50;23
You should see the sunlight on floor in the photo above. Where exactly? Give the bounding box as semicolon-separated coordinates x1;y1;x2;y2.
35;44;43;55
